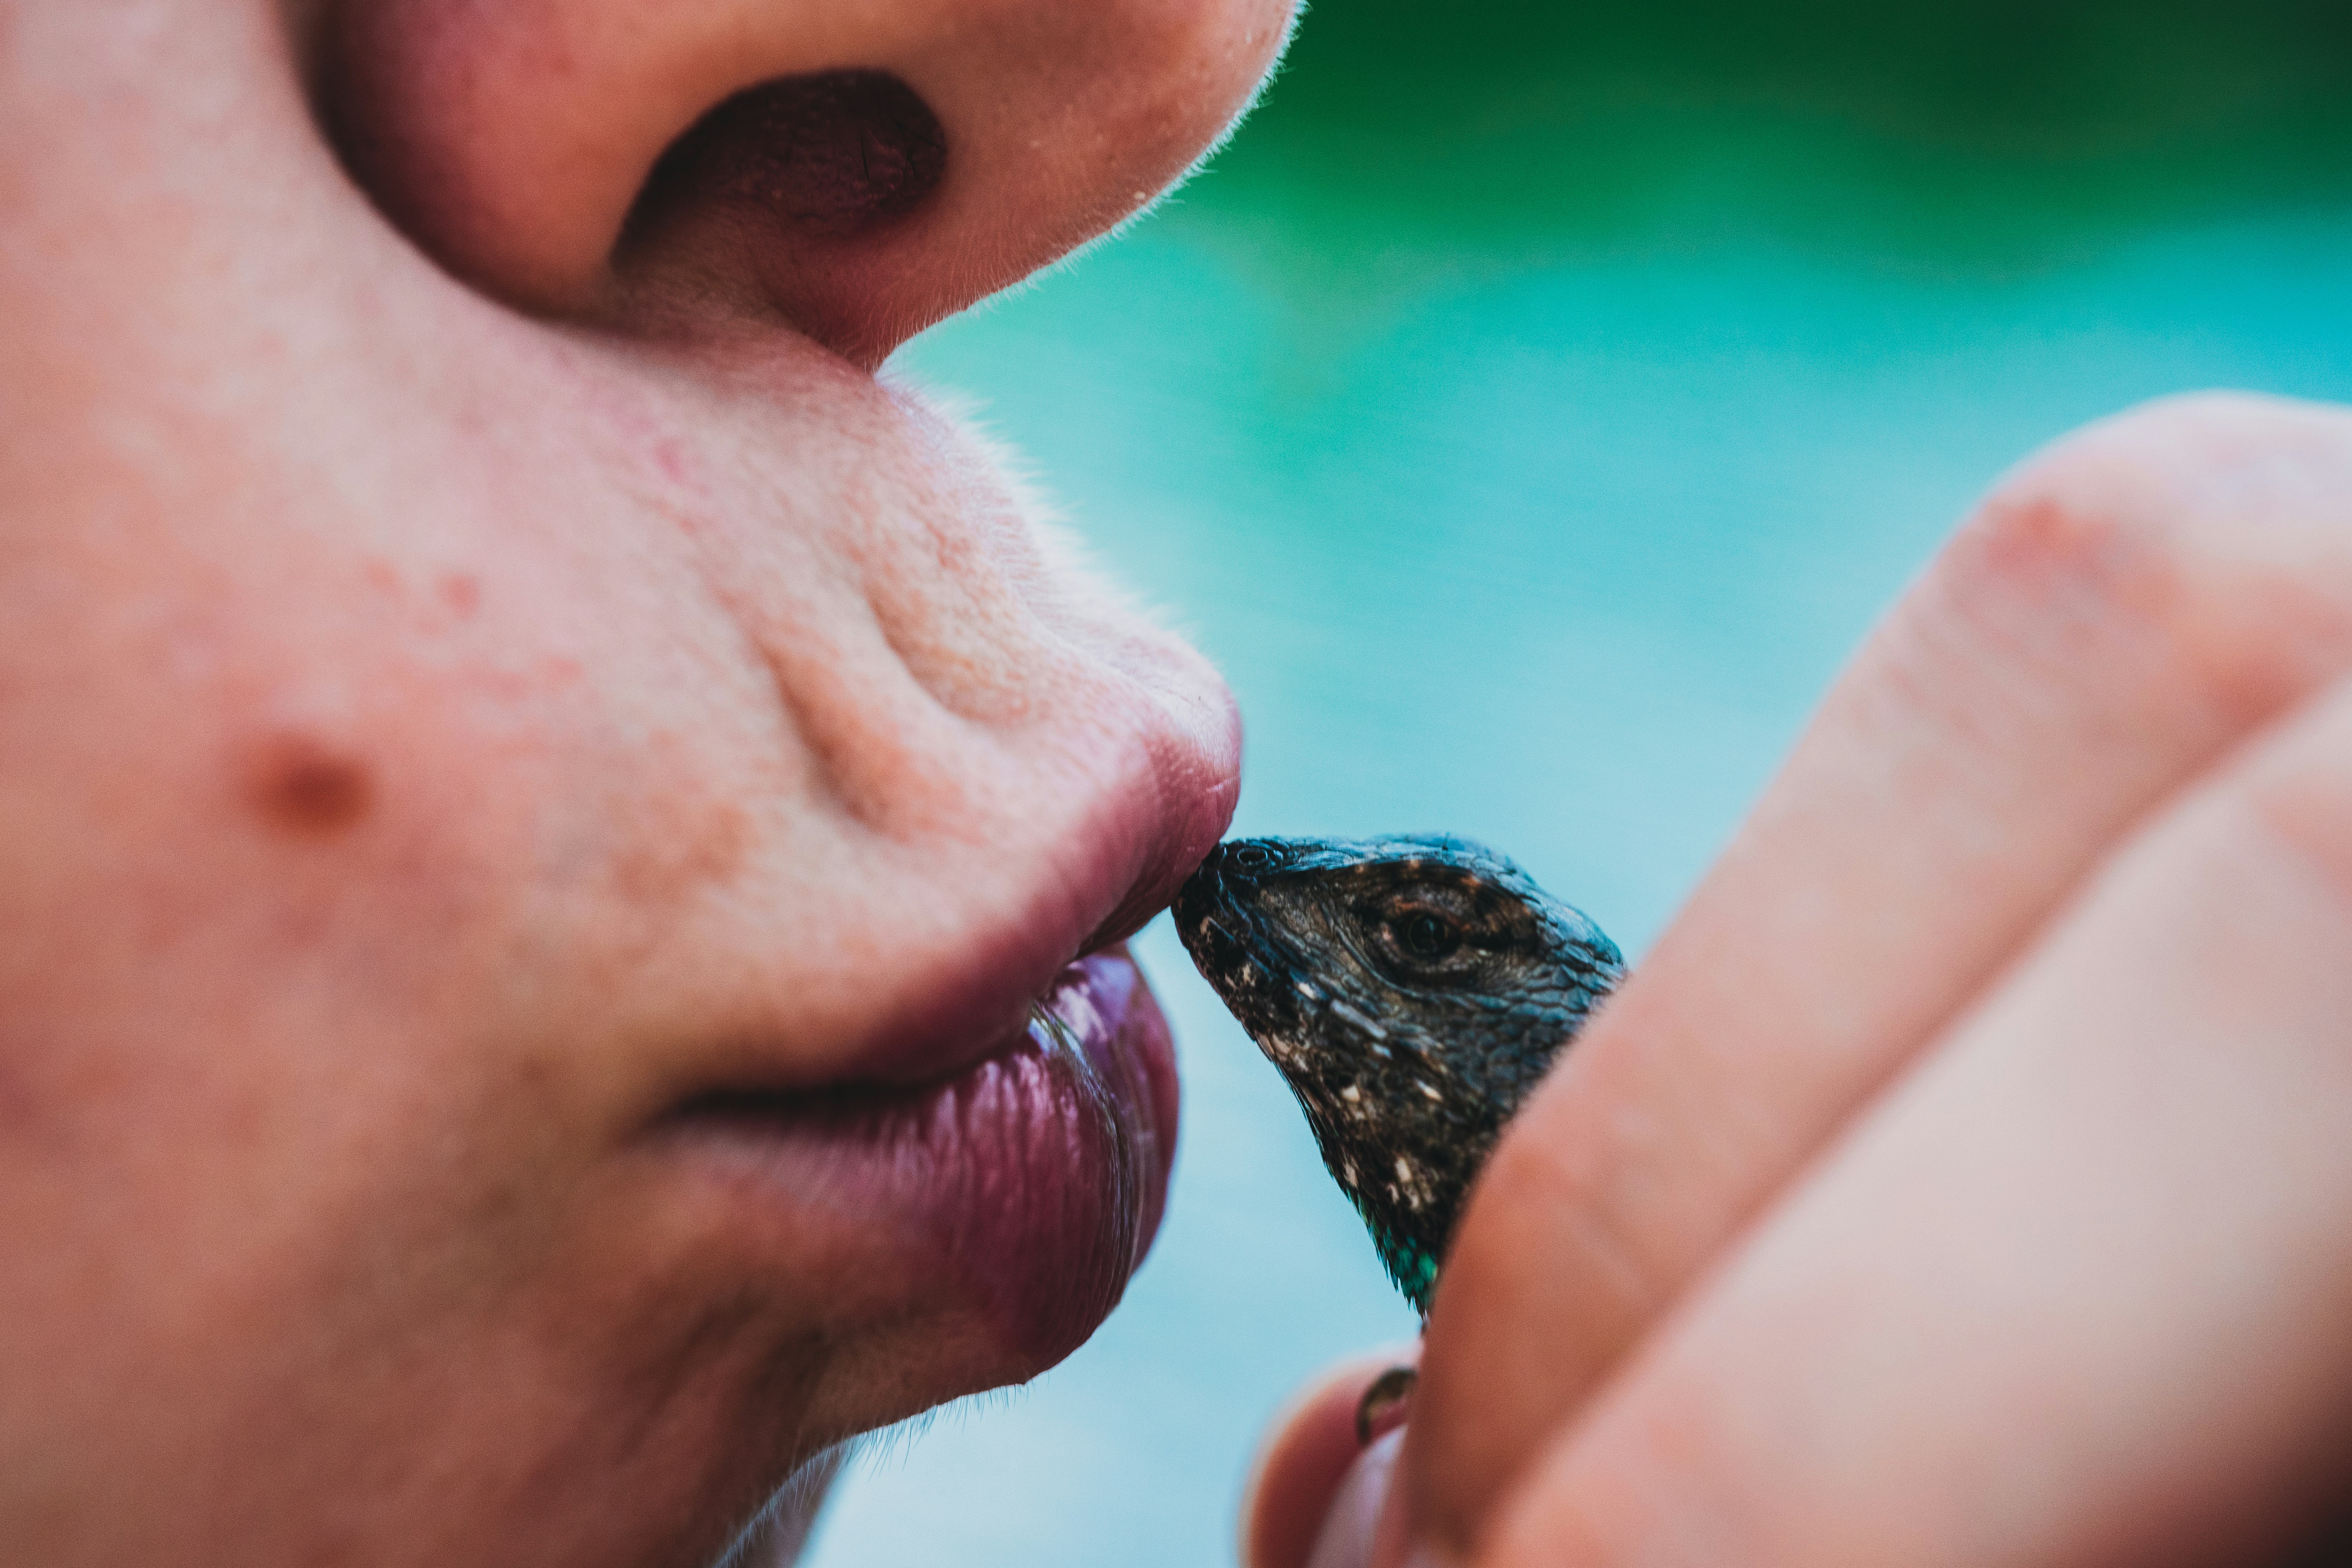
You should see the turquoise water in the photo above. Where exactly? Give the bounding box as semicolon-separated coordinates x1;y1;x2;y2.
802;9;2352;1561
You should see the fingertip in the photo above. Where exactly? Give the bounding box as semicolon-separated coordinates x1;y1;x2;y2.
1242;1348;1419;1568
1307;1428;1407;1568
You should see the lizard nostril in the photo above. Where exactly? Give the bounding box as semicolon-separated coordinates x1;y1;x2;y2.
1227;841;1285;874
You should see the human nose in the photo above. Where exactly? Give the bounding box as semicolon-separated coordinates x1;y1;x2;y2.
315;0;1294;365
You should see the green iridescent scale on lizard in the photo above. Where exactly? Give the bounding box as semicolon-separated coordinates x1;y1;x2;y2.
1175;835;1621;1317
1367;1221;1441;1313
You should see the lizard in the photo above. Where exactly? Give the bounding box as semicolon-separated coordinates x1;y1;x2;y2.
1173;833;1622;1443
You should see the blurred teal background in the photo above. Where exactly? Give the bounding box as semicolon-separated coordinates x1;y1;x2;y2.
805;3;2352;1563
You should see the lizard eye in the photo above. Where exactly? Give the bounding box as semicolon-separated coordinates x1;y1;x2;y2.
1397;911;1459;959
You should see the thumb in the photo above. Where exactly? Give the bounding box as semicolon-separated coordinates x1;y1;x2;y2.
1305;1428;1408;1568
1243;1351;1419;1568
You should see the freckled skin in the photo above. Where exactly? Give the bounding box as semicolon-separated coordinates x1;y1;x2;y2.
1174;835;1622;1315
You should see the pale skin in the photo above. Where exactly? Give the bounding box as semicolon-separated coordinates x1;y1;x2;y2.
7;5;2350;1568
0;1;1275;1563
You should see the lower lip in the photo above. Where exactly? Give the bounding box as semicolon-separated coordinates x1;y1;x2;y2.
680;949;1180;1366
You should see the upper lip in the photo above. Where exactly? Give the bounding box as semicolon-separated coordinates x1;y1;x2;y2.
819;758;1238;1097
646;762;1239;1139
620;373;1242;1116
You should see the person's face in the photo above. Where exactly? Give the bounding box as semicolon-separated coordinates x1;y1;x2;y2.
0;1;1285;1561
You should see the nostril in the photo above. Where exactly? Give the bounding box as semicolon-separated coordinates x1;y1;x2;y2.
625;70;947;245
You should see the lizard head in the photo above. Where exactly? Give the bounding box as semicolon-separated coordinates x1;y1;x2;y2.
1173;833;1622;1309
1172;833;1622;1142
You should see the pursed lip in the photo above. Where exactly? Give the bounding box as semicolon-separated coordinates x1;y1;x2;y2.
604;370;1238;1391
667;946;1180;1369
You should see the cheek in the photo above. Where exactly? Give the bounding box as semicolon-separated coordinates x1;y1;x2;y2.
0;428;710;1221
0;548;808;1543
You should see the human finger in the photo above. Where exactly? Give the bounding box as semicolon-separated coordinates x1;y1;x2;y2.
1411;391;2352;1556
1475;663;2352;1567
1246;1350;1420;1568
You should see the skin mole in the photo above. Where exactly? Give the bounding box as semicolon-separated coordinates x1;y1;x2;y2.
247;733;375;837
